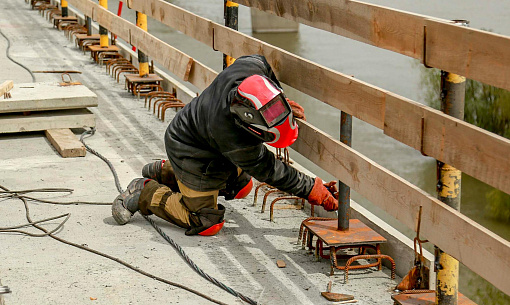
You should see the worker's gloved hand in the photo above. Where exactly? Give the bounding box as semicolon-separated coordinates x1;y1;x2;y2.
307;178;338;211
323;180;339;199
286;98;306;120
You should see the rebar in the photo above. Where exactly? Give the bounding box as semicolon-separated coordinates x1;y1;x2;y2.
344;254;395;283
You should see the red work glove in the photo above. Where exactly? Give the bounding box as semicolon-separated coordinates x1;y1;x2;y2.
286;98;306;121
307;178;338;211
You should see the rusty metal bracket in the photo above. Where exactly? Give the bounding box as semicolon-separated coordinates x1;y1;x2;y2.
211;27;219;51
422;25;433;69
59;73;81;86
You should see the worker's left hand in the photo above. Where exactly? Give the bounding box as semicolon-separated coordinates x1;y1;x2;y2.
286;98;306;121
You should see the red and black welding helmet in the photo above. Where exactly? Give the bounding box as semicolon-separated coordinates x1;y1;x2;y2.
231;75;298;148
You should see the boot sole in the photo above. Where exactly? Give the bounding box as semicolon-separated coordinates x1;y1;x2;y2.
112;194;133;225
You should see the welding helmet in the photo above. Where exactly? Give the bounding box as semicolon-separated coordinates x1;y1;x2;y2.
231;75;298;148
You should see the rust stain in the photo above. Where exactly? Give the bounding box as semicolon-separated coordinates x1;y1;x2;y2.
350;161;360;184
150;2;155;15
272;58;281;72
317;142;325;160
159;7;165;20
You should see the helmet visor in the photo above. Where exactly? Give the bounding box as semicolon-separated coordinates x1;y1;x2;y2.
260;95;290;127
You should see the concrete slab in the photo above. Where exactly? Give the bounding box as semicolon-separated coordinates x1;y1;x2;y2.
0;82;97;113
0;108;95;133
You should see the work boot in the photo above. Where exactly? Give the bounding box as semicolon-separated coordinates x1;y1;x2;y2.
142;160;165;182
112;178;150;225
141;160;179;192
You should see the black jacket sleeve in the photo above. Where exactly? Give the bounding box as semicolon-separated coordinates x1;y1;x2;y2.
223;144;315;199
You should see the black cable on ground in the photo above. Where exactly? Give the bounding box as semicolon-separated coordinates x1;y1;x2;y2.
80;128;259;305
0;27;37;82
0;185;228;305
0;8;257;301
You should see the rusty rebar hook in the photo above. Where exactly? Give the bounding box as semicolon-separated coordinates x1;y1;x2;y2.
61;72;72;83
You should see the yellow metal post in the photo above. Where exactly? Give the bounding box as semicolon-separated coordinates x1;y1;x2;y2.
223;1;238;69
61;0;68;17
435;38;467;304
136;11;149;77
99;0;109;47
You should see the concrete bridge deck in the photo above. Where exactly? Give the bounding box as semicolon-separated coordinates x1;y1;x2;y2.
0;1;398;304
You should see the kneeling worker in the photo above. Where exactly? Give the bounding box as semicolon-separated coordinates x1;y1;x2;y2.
112;54;338;236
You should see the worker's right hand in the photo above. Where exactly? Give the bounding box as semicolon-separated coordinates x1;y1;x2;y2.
286;98;306;121
307;178;338;211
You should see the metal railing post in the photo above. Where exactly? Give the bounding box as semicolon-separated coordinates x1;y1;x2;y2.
99;0;109;47
86;16;92;36
223;0;238;69
61;0;68;17
338;112;352;230
435;19;469;305
136;11;150;77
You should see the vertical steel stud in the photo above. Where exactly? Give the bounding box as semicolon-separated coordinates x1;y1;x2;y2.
86;16;92;36
338;112;352;231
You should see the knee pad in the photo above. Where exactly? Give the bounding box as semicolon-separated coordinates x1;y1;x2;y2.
185;204;226;236
220;171;253;200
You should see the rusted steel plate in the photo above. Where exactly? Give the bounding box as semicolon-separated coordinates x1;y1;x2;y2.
303;219;386;247
124;74;163;83
392;292;476;305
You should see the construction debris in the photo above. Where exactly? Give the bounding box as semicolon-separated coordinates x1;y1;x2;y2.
45;128;86;158
276;260;286;268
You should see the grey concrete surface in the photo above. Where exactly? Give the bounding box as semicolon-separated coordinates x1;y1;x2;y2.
0;1;399;304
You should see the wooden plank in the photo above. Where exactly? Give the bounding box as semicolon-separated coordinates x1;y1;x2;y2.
422;107;510;195
0;80;13;96
129;29;196;82
383;93;424;151
45;128;86;158
126;0;213;47
127;0;387;128
73;0;510;195
235;0;427;59
384;95;510;196
0;109;95;133
292;120;510;296
0;82;97;114
67;0;216;91
212;23;386;128
425;19;510;91
235;0;510;91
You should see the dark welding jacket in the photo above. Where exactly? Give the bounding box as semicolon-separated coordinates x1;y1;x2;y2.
164;55;314;198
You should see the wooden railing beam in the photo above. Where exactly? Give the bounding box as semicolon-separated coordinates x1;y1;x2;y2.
235;0;510;92
293;120;510;296
101;0;510;195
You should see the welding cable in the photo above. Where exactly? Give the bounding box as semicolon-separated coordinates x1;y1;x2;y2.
0;188;110;205
0;213;70;237
80;128;124;195
80;128;259;305
0;184;228;305
0;27;37;82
